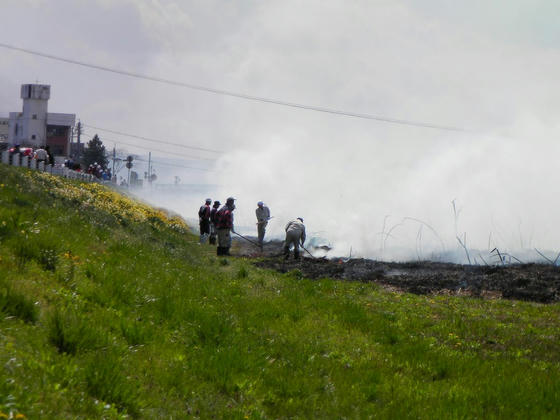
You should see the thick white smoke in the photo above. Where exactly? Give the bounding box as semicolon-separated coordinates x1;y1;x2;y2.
135;118;560;263
202;126;559;262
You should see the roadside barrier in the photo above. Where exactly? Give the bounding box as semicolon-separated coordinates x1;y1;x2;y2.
0;150;97;182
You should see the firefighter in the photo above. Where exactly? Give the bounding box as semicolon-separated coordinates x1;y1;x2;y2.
209;200;220;245
198;198;212;244
284;217;306;260
215;197;236;256
255;201;271;247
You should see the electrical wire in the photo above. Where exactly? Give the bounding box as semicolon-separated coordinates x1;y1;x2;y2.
0;42;470;132
83;124;223;154
80;131;215;171
134;157;215;172
80;130;216;162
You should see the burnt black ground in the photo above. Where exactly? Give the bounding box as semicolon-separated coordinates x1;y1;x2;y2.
230;236;560;303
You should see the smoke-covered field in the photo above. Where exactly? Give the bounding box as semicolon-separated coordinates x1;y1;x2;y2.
130;182;560;302
134;127;560;265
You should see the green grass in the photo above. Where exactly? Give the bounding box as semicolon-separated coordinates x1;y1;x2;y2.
0;164;559;419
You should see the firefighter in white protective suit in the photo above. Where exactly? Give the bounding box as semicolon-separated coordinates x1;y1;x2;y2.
283;218;306;260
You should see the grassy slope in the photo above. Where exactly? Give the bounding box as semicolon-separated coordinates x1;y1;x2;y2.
0;165;558;419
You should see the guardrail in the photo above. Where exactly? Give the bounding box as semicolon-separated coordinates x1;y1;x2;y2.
1;150;97;182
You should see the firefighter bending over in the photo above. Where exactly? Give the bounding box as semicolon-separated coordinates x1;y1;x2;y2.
284;217;306;260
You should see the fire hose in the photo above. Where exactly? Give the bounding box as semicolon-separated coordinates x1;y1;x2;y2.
232;231;262;248
300;244;315;258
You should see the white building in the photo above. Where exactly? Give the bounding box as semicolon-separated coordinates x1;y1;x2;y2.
8;84;75;156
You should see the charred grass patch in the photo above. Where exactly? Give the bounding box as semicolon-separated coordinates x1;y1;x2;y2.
0;165;558;418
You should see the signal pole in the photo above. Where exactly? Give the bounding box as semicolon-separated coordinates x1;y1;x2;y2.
126;155;133;188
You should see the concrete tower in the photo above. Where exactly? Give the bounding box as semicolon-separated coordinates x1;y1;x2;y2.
8;83;75;157
19;84;50;147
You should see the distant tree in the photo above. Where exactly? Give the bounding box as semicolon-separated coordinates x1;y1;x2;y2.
81;134;108;169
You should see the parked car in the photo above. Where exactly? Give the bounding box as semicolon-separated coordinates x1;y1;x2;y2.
8;147;34;156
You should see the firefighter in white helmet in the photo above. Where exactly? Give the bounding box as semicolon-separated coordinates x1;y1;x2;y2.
255;201;271;247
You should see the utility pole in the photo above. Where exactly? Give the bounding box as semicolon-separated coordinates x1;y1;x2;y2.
70;126;74;156
112;145;116;178
76;121;81;162
148;152;152;186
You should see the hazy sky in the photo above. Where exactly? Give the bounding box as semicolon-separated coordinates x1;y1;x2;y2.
2;0;559;260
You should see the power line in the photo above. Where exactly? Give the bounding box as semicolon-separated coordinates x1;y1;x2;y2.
134;157;215;172
83;124;223;154
101;142;216;172
81;135;217;172
0;42;470;132
81;129;217;162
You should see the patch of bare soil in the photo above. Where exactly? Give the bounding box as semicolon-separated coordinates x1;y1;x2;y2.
232;237;560;303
